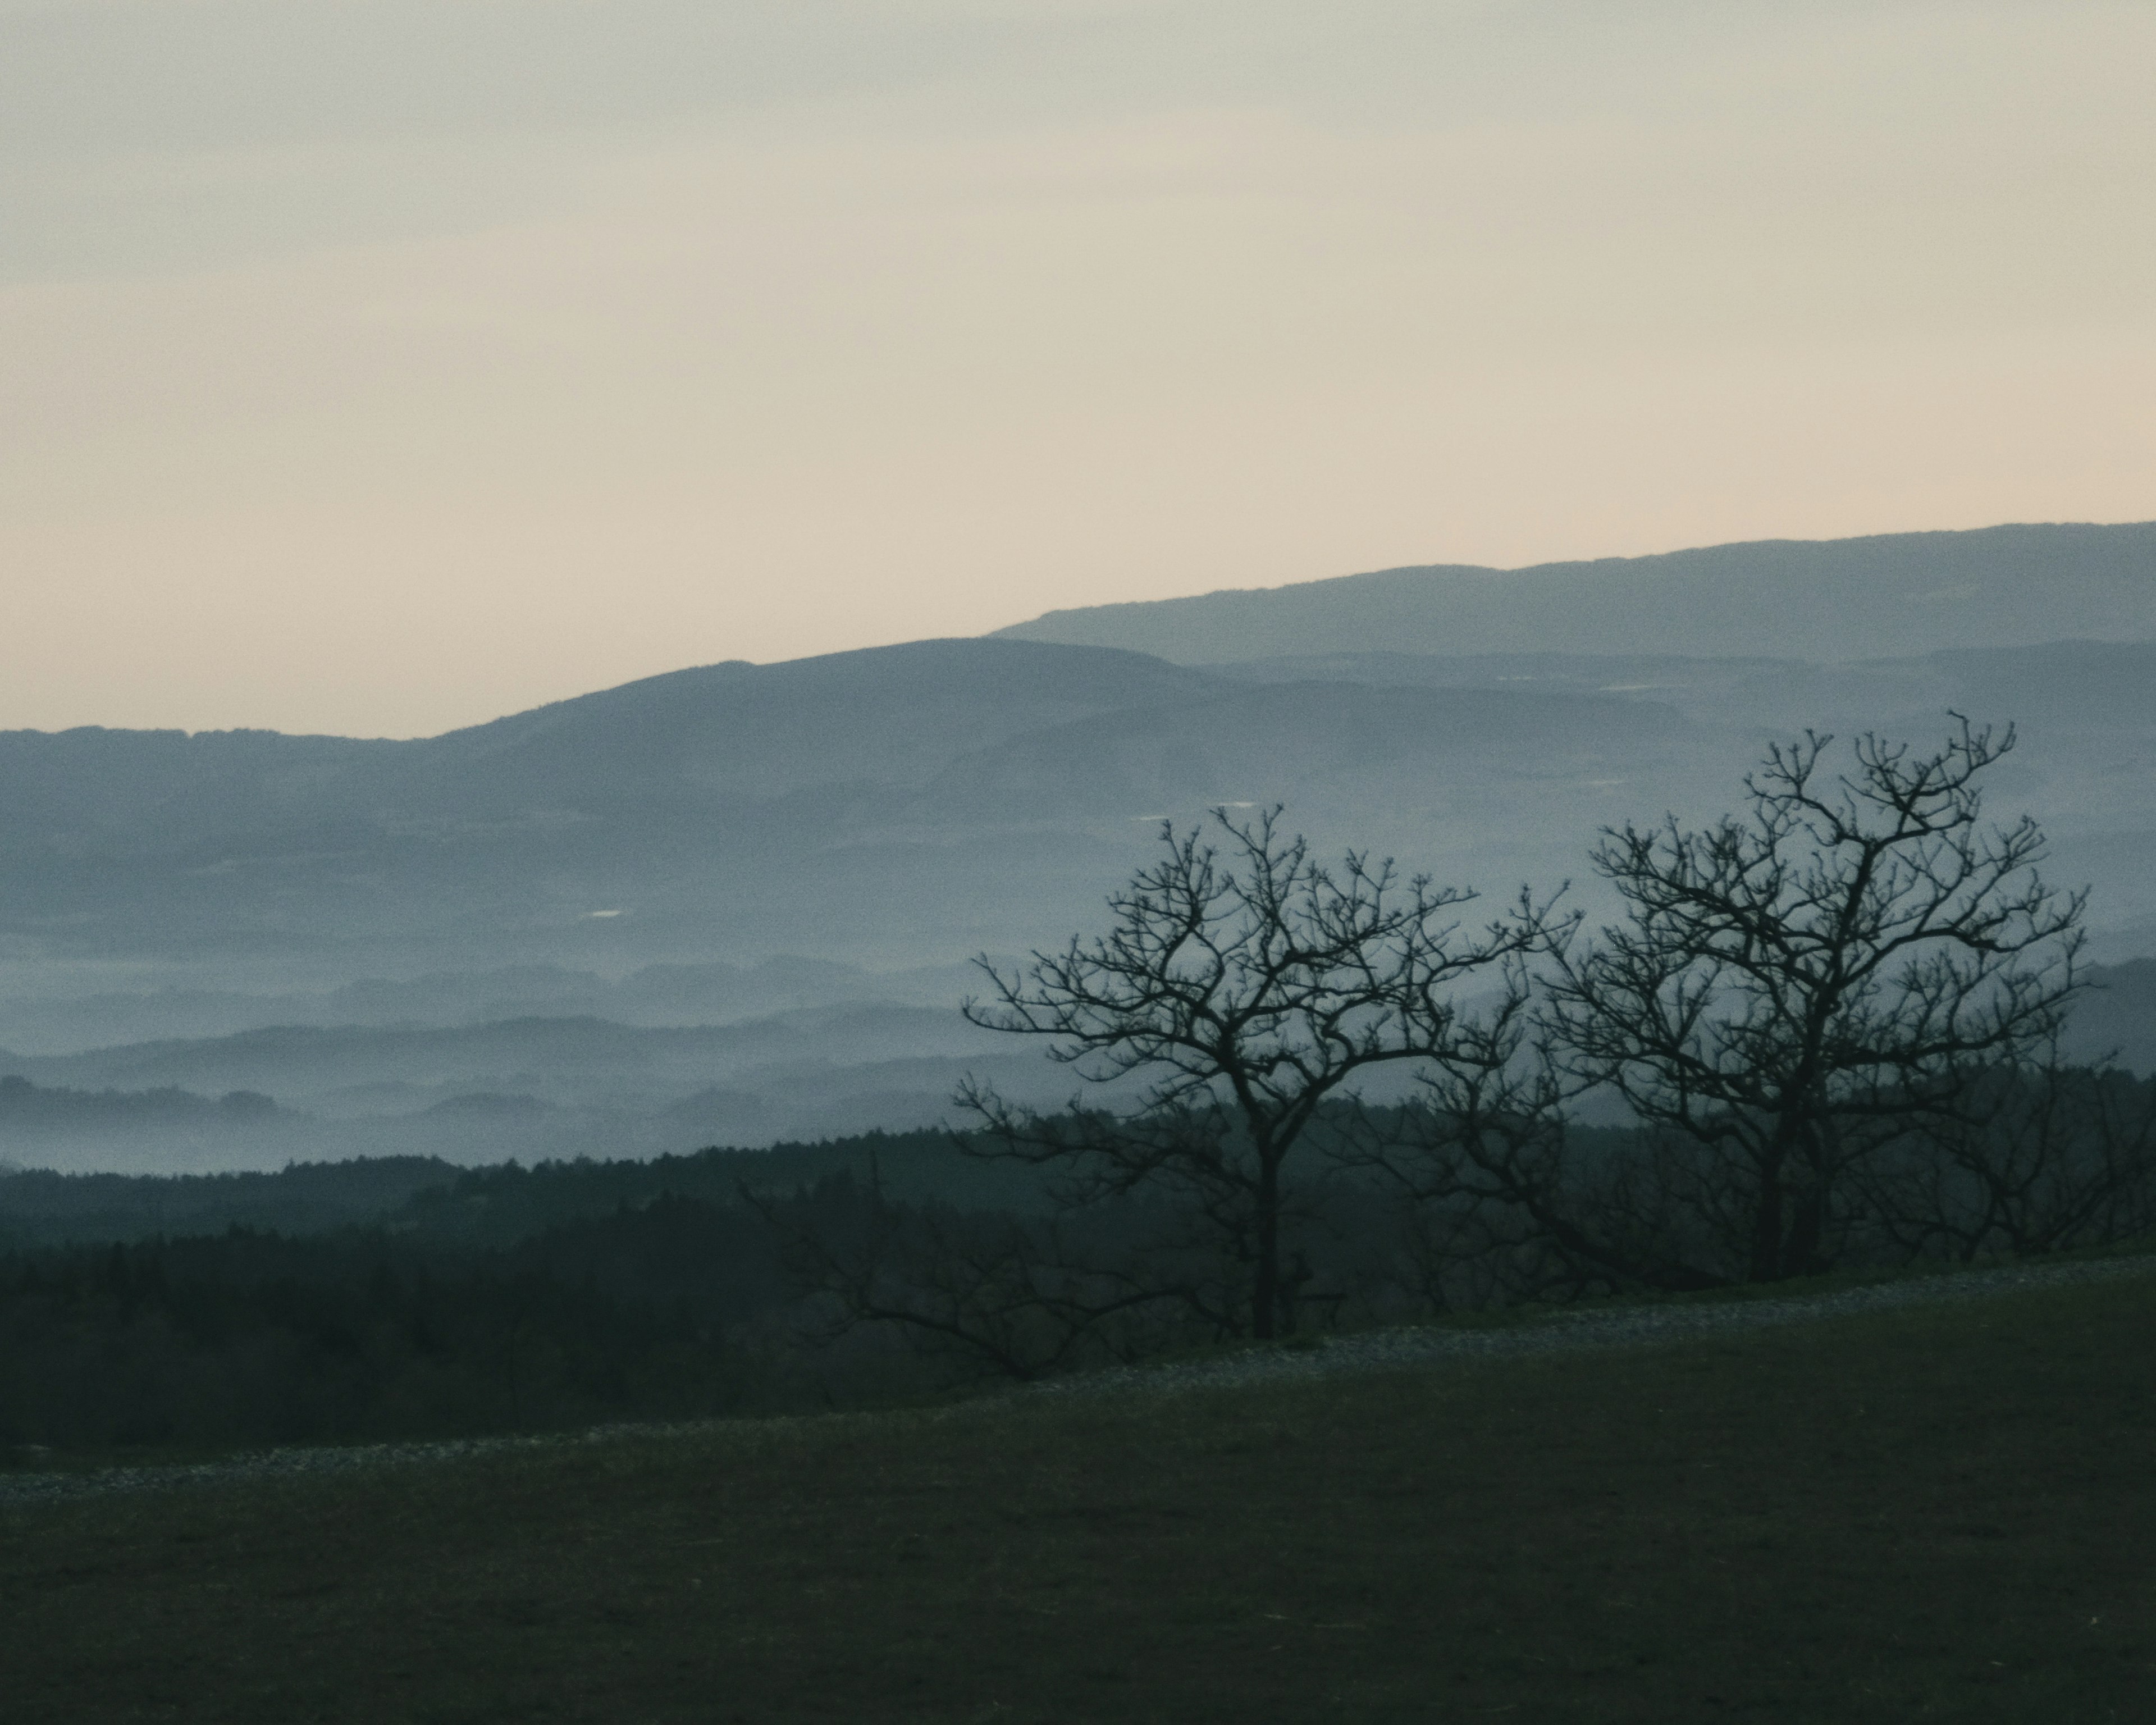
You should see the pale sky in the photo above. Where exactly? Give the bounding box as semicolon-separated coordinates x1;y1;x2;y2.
4;0;2153;737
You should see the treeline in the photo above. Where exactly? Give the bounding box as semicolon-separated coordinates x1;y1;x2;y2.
0;1171;965;1451
0;1126;1640;1448
391;1129;1054;1246
0;1153;458;1249
0;1126;1075;1450
0;1128;1044;1252
2;1075;2152;1453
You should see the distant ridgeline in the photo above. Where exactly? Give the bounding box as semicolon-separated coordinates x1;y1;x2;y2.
991;522;2156;663
0;1130;1058;1448
0;1074;277;1135
0;1128;1034;1251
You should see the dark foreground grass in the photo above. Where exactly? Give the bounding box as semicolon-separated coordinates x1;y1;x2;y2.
4;1275;2154;1724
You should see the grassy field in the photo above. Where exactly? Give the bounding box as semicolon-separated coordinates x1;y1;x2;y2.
4;1271;2153;1723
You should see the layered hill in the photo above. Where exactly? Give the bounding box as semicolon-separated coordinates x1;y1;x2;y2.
5;631;2148;987
0;638;1735;979
0;1003;1090;1175
992;522;2156;664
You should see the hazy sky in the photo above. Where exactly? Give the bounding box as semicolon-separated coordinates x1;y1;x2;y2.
5;0;2152;737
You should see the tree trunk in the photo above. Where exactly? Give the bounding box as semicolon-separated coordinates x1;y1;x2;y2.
1773;1117;1833;1279
1251;1151;1280;1340
1781;1174;1828;1279
1748;1146;1787;1284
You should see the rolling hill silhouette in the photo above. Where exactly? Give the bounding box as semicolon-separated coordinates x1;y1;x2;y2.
992;522;2156;663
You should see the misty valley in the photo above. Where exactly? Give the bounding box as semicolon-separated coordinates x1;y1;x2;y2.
8;524;2156;1723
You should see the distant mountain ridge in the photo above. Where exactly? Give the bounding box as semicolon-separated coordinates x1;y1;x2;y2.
1;628;2151;994
990;523;2156;664
0;637;1239;976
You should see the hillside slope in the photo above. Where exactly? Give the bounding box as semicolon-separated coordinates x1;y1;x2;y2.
992;522;2156;663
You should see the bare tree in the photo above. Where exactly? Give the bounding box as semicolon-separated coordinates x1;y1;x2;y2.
960;807;1567;1339
1538;718;2085;1283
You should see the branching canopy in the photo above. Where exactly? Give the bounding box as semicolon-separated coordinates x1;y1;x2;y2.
1540;717;2085;1279
960;806;1569;1335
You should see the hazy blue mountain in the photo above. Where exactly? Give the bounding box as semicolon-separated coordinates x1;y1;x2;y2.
422;636;1217;804
0;639;1223;980
2;629;2150;1035
992;523;2156;664
8;638;1725;989
1185;639;2156;948
1202;639;2156;735
0;1006;1116;1175
0;1004;1007;1111
0;1074;280;1134
0;956;978;1057
921;681;1694;821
